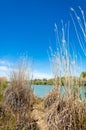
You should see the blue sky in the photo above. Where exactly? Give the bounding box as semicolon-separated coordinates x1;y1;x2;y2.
0;0;86;79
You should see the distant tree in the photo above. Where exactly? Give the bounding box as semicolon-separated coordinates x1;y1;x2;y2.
47;79;53;85
0;77;7;84
80;72;86;78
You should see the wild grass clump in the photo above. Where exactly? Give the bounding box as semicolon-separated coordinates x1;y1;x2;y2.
45;7;86;130
16;117;39;130
2;56;39;130
3;86;34;116
43;89;60;110
46;96;86;130
3;57;34;118
0;105;16;130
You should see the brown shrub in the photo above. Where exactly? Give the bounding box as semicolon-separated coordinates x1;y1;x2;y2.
16;117;39;130
46;97;86;130
43;89;61;110
2;56;36;128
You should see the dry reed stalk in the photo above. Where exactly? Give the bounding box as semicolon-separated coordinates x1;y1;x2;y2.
45;7;86;130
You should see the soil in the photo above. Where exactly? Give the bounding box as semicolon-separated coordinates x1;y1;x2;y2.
31;103;48;130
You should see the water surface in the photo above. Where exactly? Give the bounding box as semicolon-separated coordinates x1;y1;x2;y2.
32;85;53;97
32;85;86;100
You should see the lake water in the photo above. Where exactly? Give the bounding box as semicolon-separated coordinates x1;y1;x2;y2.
32;85;86;100
80;88;86;101
32;85;53;97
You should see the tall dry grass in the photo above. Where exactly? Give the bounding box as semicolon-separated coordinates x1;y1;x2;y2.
2;56;39;130
44;7;86;130
46;96;86;130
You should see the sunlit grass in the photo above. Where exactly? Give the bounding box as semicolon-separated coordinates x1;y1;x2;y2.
44;7;86;130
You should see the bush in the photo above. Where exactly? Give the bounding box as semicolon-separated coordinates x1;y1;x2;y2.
46;96;86;130
16;117;39;130
43;89;60;110
2;57;39;129
0;105;16;130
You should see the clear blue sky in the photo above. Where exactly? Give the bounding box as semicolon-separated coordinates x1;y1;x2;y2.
0;0;86;78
